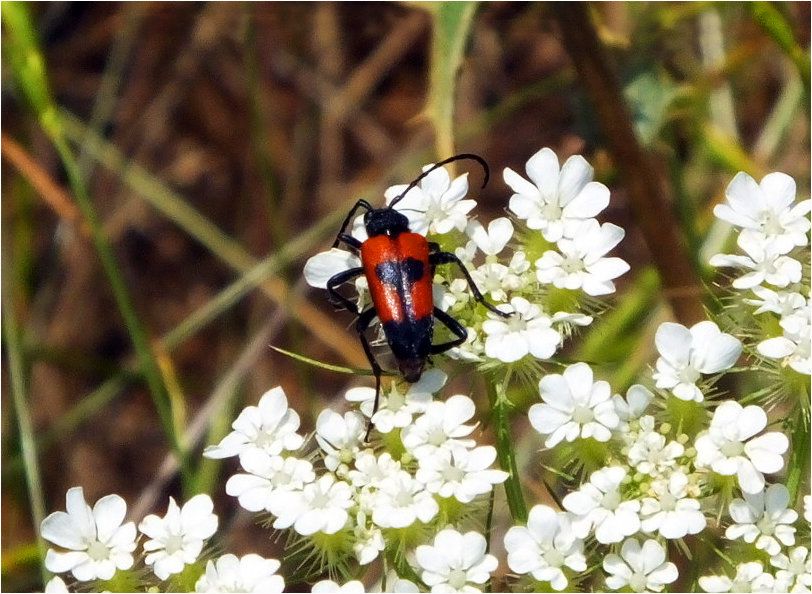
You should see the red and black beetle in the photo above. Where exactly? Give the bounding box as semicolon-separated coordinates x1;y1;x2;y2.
324;154;509;434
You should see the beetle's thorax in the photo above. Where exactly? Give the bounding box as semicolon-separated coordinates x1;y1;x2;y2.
364;208;410;237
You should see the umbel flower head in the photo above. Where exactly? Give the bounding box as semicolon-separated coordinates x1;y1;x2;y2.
40;487;137;582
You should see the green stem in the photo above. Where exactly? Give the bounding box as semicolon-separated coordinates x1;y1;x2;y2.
489;376;527;523
785;405;810;503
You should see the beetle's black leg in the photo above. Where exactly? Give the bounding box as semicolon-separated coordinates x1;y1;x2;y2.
429;247;511;318
336;233;363;251
332;200;373;248
355;307;383;442
430;307;468;354
326;267;364;313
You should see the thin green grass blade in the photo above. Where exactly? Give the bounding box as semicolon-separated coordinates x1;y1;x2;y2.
2;290;48;587
749;1;811;100
270;345;376;376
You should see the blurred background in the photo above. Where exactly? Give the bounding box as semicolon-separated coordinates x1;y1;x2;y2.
2;2;809;591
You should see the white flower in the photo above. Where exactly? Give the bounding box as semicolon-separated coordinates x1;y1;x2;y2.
303;247;362;289
370;471;438;528
726;484;798;555
771;546;812;593
528;363;620;447
415;445;508;503
694;401;788;494
415;529;498;593
805;495;812;523
612;384;654;426
709;233;802;289
345;370;445;432
437;277;473;312
535;219;629;296
504;504;586;591
469;261;523;303
352;511;385;565
348;451;403;492
652;321;742;402
640;472;706;539
44;576;69;593
312;579;366;593
385;164;475;235
504;147;610;242
627;430;684;476
466;217;514;256
562;466;641;544
713;171;811;253
40;487;136;582
603;538;678;592
139;494;218;580
758;298;811;375
225;451;315;512
401;395;477;459
315;409;366;472
204;387;304;460
745;287;806;316
194;554;284;593
270;474;353;535
481;297;562;362
699;562;776;592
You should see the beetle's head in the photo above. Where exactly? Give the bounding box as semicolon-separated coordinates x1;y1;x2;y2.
364;208;410;238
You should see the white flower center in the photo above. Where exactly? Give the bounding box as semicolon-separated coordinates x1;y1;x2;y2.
447;569;469;590
757;210;783;236
255;429;279;449
572;405;595;424
272;470;293;488
506;315;528;332
720;440;745;457
543;549;565;568
427;428;448;446
395;491;414;507
731;579;753;592
442;466;465;483
164;534;185;555
659;492;677;511
541;202;563;221
629;572;649;592
560;256;585;275
678;365;701;384
310;491;331;509
388;390;406;411
86;539;111;561
756;516;776;536
601;490;621;511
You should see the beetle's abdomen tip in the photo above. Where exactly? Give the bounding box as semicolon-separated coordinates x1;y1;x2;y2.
398;359;424;383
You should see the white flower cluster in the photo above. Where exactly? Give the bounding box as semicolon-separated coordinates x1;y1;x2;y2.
503;314;802;591
205;380;506;591
40;487;284;593
709;171;811;375
304;148;629;365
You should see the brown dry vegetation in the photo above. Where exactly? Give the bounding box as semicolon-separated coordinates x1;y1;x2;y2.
2;2;809;591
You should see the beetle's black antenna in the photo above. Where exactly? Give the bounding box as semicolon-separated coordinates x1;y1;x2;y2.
388;153;489;210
